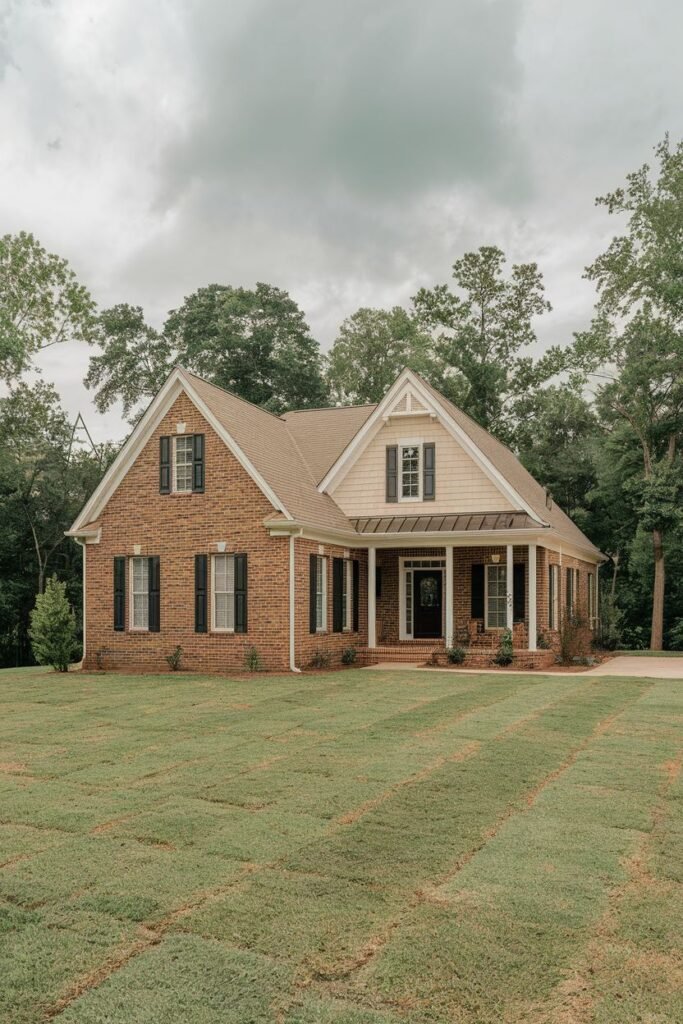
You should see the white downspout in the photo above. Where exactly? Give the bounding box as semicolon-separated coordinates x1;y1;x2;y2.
289;534;302;673
75;538;86;665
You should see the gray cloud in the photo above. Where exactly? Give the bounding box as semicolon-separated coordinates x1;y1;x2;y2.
1;0;682;443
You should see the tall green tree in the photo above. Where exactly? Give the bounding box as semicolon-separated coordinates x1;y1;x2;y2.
86;283;328;420
0;231;96;380
413;246;556;439
575;137;683;649
326;306;434;404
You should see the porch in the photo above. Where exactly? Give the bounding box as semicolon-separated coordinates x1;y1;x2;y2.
364;541;551;667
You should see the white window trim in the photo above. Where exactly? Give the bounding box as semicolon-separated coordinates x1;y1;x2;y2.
398;557;445;640
485;563;507;631
588;571;595;625
398;438;422;502
549;563;559;630
172;435;193;494
316;555;328;633
342;559;353;632
211;553;235;633
130;556;149;632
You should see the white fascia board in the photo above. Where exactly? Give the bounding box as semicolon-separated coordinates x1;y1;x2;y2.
70;368;290;534
318;369;544;525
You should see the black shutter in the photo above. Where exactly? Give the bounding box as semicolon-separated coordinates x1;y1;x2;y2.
114;557;126;631
471;564;485;618
566;567;572;613
148;556;160;633
352;559;360;632
195;555;208;633
513;563;525;622
375;565;382;599
234;554;247;633
332;558;344;633
548;565;555;628
159;437;171;493
386;445;398;503
192;434;205;493
423;442;435;501
309;554;318;633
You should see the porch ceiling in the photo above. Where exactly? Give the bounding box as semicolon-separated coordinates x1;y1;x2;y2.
350;511;540;534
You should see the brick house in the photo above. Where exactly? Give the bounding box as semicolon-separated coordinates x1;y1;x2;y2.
68;367;603;672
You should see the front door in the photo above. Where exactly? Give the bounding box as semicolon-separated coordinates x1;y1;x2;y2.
413;570;442;638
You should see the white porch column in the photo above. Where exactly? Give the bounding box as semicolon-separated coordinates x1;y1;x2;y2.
506;543;514;631
528;543;537;651
368;546;376;648
445;544;454;647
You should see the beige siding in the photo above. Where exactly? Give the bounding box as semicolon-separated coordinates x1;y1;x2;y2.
330;415;514;516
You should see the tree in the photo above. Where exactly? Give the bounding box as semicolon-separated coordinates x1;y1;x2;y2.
29;575;78;672
86;283;328;421
413;246;555;439
575;137;683;649
326;307;434;405
0;231;97;381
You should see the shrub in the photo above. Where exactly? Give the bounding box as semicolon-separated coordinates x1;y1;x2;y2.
493;628;514;667
166;645;183;671
244;646;265;672
537;630;552;650
29;576;78;673
341;647;357;665
445;645;466;665
598;593;623;650
668;618;683;651
310;648;331;669
558;612;591;665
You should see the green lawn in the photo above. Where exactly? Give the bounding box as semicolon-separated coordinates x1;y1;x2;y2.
0;667;681;1024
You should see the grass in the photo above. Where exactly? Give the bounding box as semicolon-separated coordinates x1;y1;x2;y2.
0;667;681;1023
614;649;683;657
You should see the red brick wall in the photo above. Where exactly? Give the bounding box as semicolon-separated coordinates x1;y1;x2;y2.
293;538;368;668
84;393;292;673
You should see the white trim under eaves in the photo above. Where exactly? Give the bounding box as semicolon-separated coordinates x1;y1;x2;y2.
317;369;545;525
69;367;291;535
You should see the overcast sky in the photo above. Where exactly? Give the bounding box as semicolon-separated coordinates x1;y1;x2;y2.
2;0;682;442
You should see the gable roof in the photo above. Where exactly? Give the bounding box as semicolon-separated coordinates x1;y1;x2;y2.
69;366;601;559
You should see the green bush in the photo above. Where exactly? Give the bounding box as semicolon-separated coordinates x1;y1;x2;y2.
310;648;331;669
536;630;552;650
598;593;623;650
341;647;357;665
166;645;183;671
558;612;591;664
493;628;514;667
445;645;466;664
29;576;78;673
668;618;683;651
244;646;265;672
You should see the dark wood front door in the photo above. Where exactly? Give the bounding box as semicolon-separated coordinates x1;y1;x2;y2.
413;570;443;639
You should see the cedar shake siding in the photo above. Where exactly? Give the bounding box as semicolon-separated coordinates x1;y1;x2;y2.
84;393;291;672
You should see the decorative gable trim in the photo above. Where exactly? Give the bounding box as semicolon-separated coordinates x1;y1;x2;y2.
68;368;290;536
318;369;545;525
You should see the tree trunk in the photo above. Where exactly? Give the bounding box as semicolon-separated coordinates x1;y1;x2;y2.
650;529;665;650
610;553;620;599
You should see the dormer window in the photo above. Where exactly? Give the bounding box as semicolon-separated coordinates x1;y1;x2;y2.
401;444;420;499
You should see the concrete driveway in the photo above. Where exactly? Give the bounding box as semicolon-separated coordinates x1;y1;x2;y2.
585;655;683;679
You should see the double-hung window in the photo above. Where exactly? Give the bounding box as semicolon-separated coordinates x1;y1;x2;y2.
131;556;149;630
486;564;507;629
174;436;194;492
213;554;235;631
316;555;327;632
400;444;420;499
588;572;595;624
342;559;353;631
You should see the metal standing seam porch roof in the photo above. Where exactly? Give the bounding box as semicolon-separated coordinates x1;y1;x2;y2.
349;512;541;535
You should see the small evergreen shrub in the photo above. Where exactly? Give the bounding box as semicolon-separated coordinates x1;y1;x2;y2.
341;647;357;665
493;628;514;667
310;648;331;669
445;645;466;665
244;646;265;672
598;593;623;650
166;645;183;671
536;630;552;650
668;618;683;651
29;576;78;673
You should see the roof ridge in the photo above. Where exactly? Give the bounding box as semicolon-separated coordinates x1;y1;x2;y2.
179;368;289;423
282;401;378;416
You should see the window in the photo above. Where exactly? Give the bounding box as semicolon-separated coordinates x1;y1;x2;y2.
131;556;149;630
549;564;559;630
400;444;420;499
486;564;507;629
174;436;194;492
588;572;595;623
566;567;579;617
342;560;353;631
315;555;327;632
213;554;235;631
